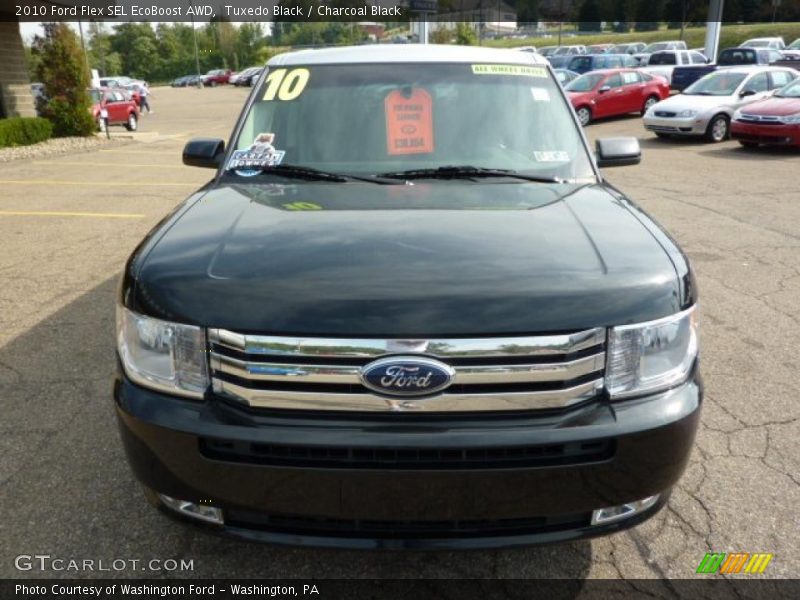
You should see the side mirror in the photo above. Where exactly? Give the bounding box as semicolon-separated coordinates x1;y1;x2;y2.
598;85;611;94
183;138;225;169
596;137;641;168
739;89;757;97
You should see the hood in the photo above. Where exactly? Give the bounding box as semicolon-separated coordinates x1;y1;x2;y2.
656;93;736;112
740;96;800;116
128;182;683;336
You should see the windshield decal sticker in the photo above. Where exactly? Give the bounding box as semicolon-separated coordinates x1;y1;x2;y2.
472;65;548;78
385;88;434;155
227;133;286;176
262;68;310;102
530;87;551;102
534;150;569;162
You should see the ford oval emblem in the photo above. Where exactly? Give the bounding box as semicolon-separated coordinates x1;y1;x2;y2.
360;356;455;398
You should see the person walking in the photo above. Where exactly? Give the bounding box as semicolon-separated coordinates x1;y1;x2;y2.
138;82;153;114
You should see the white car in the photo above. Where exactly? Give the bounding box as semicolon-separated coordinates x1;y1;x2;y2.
633;40;688;65
643;66;798;142
739;37;785;50
640;50;709;85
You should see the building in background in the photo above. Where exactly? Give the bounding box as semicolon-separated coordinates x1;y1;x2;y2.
0;1;107;119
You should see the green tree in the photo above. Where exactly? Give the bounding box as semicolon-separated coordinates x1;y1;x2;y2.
110;23;161;80
455;23;477;46
429;27;454;44
87;22;121;77
33;23;95;137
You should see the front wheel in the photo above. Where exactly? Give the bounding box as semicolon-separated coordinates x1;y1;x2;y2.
125;113;138;132
738;140;759;148
576;106;592;127
655;132;671;139
705;114;729;143
642;95;659;116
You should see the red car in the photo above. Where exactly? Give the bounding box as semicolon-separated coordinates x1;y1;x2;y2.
201;69;232;86
731;77;800;148
89;88;140;132
565;68;671;126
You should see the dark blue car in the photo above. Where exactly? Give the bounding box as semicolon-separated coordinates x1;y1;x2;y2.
567;54;640;74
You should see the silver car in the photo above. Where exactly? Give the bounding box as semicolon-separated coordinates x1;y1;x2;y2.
643;66;798;142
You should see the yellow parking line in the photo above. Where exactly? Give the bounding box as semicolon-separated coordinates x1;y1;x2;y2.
0;180;196;187
34;161;181;169
0;211;145;218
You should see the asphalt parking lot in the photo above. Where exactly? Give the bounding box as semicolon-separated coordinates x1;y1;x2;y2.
1;85;798;581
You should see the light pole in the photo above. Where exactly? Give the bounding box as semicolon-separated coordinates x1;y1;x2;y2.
189;1;201;82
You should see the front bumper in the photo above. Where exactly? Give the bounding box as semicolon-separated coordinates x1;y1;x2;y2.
644;115;709;136
731;121;800;147
114;370;702;550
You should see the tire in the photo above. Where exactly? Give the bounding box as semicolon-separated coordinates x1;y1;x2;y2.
125;113;138;132
642;95;659;116
576;106;592;127
738;140;759;148
655;132;671;139
705;114;729;143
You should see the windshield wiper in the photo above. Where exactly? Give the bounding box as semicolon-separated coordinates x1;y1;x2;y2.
375;166;564;183
226;164;401;184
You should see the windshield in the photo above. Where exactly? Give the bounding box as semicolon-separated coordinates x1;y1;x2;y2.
566;73;605;92
719;49;756;65
89;89;102;104
684;71;747;96
230;63;595;182
775;78;800;98
743;40;769;48
643;43;668;54
789;40;800;50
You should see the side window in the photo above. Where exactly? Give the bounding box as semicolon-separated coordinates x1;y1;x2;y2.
605;74;623;88
770;71;794;89
691;52;707;64
680;51;690;64
769;50;783;63
621;71;640;85
745;73;769;93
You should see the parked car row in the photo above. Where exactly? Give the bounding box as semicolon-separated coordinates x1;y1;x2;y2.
527;37;800;72
171;67;263;88
557;56;799;149
643;66;799;144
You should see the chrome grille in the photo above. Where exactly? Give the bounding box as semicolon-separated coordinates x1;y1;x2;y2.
208;328;606;412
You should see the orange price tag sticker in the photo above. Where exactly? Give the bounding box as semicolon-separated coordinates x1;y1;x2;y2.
384;88;434;155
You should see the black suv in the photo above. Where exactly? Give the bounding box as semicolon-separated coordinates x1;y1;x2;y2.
115;45;701;550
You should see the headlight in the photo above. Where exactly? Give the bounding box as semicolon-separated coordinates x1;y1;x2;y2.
781;113;800;124
678;109;699;118
116;306;209;398
606;306;698;399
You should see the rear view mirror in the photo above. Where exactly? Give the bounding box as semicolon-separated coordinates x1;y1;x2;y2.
739;89;757;97
183;138;225;169
596;137;641;168
598;85;611;94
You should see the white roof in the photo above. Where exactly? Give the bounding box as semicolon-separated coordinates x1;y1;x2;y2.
269;44;549;67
